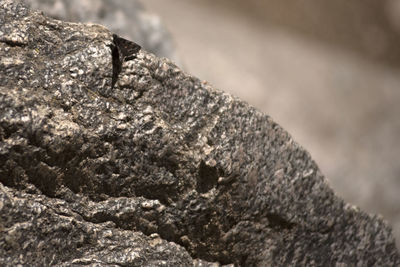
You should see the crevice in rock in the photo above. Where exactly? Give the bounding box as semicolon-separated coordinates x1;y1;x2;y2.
110;41;121;89
196;161;219;193
266;213;295;230
0;39;26;47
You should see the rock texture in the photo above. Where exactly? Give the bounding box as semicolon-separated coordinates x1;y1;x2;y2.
0;1;399;266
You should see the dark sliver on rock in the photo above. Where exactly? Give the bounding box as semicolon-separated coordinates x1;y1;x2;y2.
111;34;141;88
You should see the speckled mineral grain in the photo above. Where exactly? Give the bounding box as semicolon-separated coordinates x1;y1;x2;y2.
0;1;399;266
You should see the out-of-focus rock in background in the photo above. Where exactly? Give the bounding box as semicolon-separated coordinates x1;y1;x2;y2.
142;0;400;249
24;0;180;64
202;0;400;67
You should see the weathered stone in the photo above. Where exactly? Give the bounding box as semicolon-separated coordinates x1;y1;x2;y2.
0;1;398;266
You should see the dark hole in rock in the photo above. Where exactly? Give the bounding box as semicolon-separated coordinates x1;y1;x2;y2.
29;163;59;197
266;213;295;230
206;138;213;146
196;161;218;193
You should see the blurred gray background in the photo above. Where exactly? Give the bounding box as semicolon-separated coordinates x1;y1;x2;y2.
26;0;400;248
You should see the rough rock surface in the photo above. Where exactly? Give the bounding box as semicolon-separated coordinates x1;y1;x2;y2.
0;1;399;266
24;0;180;64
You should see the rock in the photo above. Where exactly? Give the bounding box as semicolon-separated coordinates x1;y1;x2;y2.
0;1;398;266
23;0;181;65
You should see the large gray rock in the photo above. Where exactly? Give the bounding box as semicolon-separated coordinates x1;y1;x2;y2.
0;1;398;266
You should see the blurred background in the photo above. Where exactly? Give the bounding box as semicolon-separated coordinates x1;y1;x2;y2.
26;0;400;248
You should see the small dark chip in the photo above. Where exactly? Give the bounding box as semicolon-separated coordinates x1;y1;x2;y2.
110;34;141;88
113;34;141;62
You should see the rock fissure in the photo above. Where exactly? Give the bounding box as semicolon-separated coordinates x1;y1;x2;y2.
0;39;26;47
